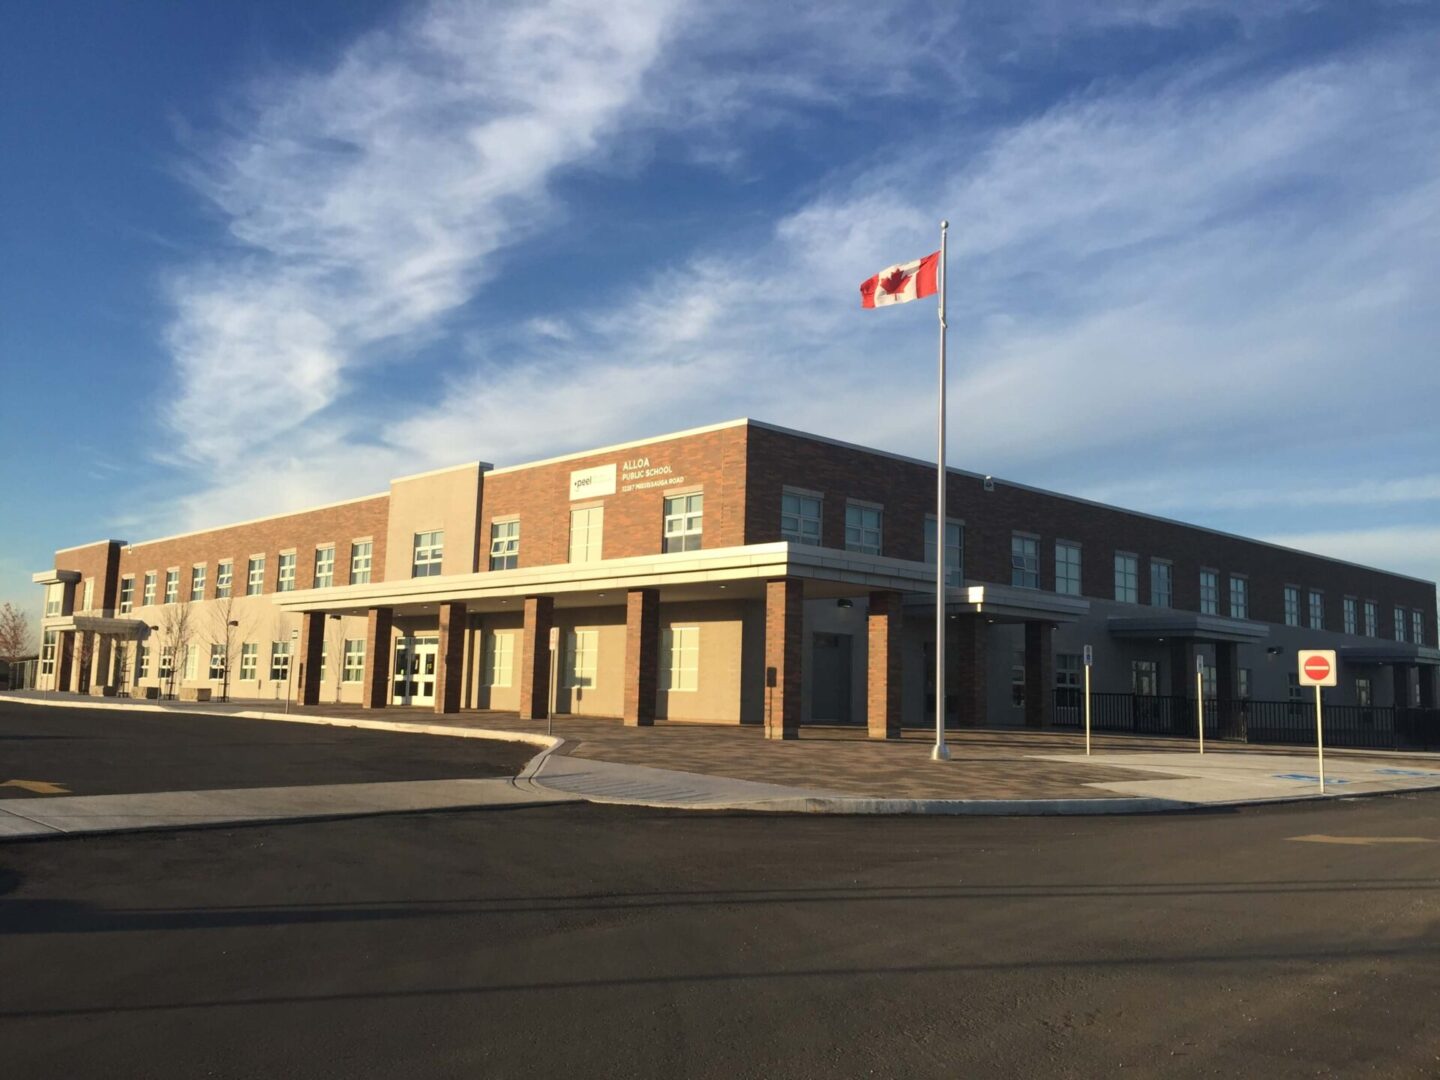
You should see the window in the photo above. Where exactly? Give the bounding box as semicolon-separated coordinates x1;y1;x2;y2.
1364;601;1378;638
1011;649;1026;707
159;646;175;680
350;541;373;584
183;645;199;681
277;552;297;592
1055;542;1082;597
319;644;328;684
1283;586;1300;627
1149;560;1172;608
239;642;258;681
845;503;883;555
216;560;233;599
663;493;704;553
1229;576;1248;619
44;583;62;617
412;531;444;577
564;628;599;689
1238;668;1251;700
483;632;514;688
1199;569;1219;615
164;569;179;604
190;565;207;603
1288;673;1302;702
247;556;265;596
1056;654;1082;691
314;546;335;589
1394;606;1407;643
82;579;93;613
119;577;134;614
142;572;157;607
924;517;964;587
1132;660;1158;696
40;630;57;675
1308;590;1324;630
269;641;292;681
1010;534;1039;589
661;626;700;692
1114;553;1139;604
780;490;822;545
489;520;520;570
1356;676;1372;707
137;643;150;679
342;639;365;683
1343;597;1357;636
209;643;227;680
1201;664;1217;698
569;507;604;563
1414;610;1425;648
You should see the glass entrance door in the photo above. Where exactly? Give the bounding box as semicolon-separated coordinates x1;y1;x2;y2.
392;635;439;706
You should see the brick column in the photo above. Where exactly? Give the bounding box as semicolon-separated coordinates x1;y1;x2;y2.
362;607;393;709
54;630;74;693
1214;642;1240;739
867;591;902;740
519;595;555;720
297;612;326;706
436;601;467;715
1168;640;1192;698
953;615;987;726
1394;664;1413;708
1419;666;1437;709
764;578;803;740
624;589;660;727
1023;622;1054;729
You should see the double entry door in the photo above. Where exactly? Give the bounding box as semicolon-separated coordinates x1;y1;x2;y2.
393;635;439;706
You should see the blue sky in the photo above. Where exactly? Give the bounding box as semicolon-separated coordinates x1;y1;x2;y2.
3;0;1439;617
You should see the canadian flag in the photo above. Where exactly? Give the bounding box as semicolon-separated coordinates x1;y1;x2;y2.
859;251;940;308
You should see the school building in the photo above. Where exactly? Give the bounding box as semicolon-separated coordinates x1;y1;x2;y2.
31;419;1440;744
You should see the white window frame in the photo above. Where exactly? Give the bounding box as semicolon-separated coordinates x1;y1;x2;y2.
663;492;704;553
137;643;150;679
239;642;258;681
1199;569;1219;616
41;629;57;675
1229;575;1248;620
190;564;207;603
1054;541;1082;597
246;556;265;596
216;560;233;599
314;545;335;589
661;625;700;692
489;519;520;571
844;501;883;556
569;506;604;564
159;645;175;679
342;639;365;683
1149;559;1172;609
780;488;822;546
44;583;62;617
1394;606;1407;643
1308;590;1324;631
1114;552;1139;605
1414;610;1425;648
142;572;157;607
277;551;297;593
483;631;515;688
350;540;373;585
1283;585;1301;627
208;643;227;681
412;530;444;578
82;578;94;613
119;576;134;614
564;628;599;689
269;640;292;682
164;568;180;605
183;644;199;681
1010;533;1039;590
1343;596;1358;636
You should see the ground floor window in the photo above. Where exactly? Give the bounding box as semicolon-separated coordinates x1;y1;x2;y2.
209;643;226;680
40;630;57;676
1238;668;1251;700
137;644;150;679
342;639;365;683
1356;677;1372;707
1011;649;1025;707
183;645;199;681
239;642;258;681
159;646;175;680
661;626;699;692
1055;653;1082;715
1131;660;1158;696
1201;664;1216;698
270;641;292;682
565;629;598;689
483;631;515;688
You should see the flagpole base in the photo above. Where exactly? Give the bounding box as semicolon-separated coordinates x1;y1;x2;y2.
931;742;950;762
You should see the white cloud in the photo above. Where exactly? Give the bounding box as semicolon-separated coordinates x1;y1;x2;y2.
1263;525;1440;590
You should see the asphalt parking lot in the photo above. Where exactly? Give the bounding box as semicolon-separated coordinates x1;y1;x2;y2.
3;791;1438;1078
0;703;534;797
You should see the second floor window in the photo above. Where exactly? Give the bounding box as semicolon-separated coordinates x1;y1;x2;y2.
1284;586;1300;627
1010;534;1039;589
314;546;335;588
190;565;206;602
1055;542;1081;597
924;518;963;587
569;507;604;563
1199;569;1218;615
489;520;520;570
1308;590;1324;630
216;561;233;598
663;493;704;553
119;577;134;614
1229;576;1248;620
1114;553;1139;604
1414;610;1425;647
780;491;822;545
1343;597;1357;635
277;553;297;592
247;557;265;596
1364;600;1378;637
143;572;157;607
845;503;883;556
164;569;179;605
351;541;372;584
44;583;62;617
1149;560;1172;608
1394;606;1407;643
412;531;444;577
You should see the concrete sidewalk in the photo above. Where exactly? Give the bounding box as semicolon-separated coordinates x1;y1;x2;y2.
6;690;1440;822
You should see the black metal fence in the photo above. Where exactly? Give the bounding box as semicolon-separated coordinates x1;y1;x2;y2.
1052;690;1440;752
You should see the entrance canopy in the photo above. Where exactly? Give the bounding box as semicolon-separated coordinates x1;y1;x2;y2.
1340;643;1440;667
1107;613;1269;644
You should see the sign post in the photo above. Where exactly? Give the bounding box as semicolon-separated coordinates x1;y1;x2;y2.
1297;649;1338;793
285;627;299;715
547;626;560;738
1196;653;1206;755
1082;645;1093;757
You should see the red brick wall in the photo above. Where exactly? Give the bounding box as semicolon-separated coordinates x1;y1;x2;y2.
743;425;1437;631
479;426;748;568
53;541;122;613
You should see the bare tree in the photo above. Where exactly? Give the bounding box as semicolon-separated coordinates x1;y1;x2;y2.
113;636;134;697
209;594;245;703
0;602;34;681
74;632;95;694
156;602;195;701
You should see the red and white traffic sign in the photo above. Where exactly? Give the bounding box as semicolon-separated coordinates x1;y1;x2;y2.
1297;649;1337;687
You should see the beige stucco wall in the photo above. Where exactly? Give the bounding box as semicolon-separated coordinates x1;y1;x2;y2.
553;605;626;718
472;612;524;711
384;463;483;581
657;600;748;723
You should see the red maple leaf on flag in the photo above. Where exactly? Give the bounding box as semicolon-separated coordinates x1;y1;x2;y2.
879;268;911;295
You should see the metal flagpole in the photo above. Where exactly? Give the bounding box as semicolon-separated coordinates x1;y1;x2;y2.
932;220;950;762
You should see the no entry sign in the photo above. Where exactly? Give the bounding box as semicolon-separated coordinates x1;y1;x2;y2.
1298;649;1338;687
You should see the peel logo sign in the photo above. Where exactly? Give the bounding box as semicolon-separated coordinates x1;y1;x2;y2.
569;464;617;500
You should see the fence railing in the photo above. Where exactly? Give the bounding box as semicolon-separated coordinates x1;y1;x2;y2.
1051;690;1440;752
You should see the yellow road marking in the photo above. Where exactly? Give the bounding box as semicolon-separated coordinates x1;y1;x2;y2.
0;779;71;795
1289;834;1436;846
